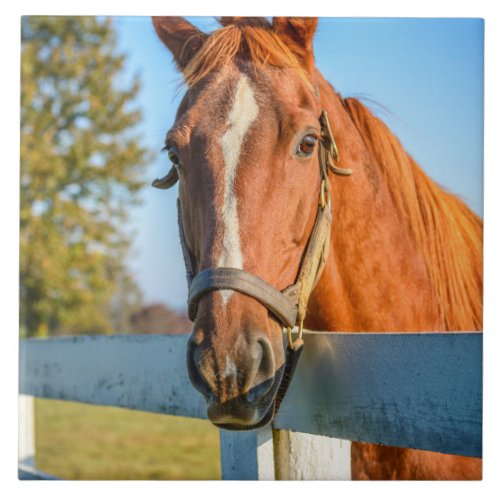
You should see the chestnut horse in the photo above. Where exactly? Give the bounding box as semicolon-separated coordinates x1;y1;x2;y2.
152;17;482;479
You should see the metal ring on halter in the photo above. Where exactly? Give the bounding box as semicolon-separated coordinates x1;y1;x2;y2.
286;320;304;351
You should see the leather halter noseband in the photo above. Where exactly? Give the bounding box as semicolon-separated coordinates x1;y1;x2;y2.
154;110;351;419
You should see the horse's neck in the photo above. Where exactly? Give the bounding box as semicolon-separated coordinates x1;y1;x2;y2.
306;75;442;333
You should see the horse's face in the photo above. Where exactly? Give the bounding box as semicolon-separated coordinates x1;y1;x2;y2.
154;17;320;428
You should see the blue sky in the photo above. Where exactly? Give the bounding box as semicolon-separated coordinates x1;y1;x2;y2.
112;17;484;311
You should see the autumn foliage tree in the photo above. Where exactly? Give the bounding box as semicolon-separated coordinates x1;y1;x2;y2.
20;17;149;337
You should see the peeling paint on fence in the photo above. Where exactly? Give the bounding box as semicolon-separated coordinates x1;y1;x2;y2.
19;334;207;419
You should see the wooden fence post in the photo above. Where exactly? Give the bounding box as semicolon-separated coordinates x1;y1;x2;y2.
219;424;275;480
273;430;351;480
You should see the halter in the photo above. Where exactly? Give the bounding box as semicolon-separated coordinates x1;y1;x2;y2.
154;110;351;420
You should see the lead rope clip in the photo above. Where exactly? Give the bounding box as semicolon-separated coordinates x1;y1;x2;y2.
286;320;304;352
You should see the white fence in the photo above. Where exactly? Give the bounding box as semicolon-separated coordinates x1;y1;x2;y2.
18;331;482;480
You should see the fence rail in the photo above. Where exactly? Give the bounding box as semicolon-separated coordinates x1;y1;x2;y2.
18;331;482;479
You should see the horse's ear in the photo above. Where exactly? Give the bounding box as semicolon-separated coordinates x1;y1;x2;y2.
272;17;318;74
152;17;208;71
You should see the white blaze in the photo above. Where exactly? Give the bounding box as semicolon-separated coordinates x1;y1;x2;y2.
218;74;259;304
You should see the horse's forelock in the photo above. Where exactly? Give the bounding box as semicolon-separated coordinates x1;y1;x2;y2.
182;21;312;90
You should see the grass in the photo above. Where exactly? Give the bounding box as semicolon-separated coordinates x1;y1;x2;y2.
34;398;221;480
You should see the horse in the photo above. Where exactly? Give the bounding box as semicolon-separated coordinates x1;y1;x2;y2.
151;16;483;480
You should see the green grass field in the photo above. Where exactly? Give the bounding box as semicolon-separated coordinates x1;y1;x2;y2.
34;398;221;480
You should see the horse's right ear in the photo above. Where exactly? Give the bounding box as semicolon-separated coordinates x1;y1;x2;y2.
152;17;207;71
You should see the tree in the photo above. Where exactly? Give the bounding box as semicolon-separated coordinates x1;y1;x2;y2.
20;17;149;337
129;304;192;335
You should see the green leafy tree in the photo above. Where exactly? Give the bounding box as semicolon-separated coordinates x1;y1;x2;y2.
20;17;148;337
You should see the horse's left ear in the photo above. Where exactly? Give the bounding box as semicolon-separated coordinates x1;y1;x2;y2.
152;17;208;71
272;17;318;75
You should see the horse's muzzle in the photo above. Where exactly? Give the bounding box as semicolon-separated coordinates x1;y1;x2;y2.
187;330;283;428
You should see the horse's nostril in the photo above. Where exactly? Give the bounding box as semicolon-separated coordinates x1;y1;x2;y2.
256;336;275;380
241;335;276;403
186;338;212;399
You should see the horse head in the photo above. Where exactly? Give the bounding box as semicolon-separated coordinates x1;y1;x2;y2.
152;16;332;429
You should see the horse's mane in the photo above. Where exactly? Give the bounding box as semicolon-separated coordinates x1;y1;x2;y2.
344;98;483;331
183;18;311;88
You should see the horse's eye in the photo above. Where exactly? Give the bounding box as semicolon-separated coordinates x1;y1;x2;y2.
168;149;180;166
163;144;181;166
296;135;318;157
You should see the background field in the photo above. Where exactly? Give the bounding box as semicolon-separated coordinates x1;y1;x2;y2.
34;398;221;480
